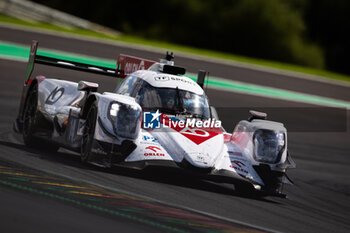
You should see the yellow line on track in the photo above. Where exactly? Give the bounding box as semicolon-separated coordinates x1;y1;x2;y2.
0;171;42;178
33;181;87;189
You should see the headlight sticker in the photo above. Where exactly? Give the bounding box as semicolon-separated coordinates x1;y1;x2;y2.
253;130;285;163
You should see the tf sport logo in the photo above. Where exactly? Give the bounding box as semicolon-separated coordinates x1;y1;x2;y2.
143;110;161;129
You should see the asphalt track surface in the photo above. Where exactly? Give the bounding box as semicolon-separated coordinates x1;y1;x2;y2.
0;25;349;233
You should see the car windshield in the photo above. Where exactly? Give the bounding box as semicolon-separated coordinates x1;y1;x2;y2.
134;81;210;119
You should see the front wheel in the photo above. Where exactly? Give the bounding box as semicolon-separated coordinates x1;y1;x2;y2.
81;102;98;162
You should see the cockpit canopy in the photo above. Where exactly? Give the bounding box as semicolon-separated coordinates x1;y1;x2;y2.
115;74;210;119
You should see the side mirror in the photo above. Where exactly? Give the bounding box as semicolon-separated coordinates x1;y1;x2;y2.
78;81;98;92
248;110;267;122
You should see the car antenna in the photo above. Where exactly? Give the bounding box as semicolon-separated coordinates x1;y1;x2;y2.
165;51;174;61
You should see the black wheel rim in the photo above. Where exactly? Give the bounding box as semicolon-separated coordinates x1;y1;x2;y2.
81;107;96;161
23;89;37;138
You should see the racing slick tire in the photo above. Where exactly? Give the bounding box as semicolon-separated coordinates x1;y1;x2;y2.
81;101;97;163
22;84;59;152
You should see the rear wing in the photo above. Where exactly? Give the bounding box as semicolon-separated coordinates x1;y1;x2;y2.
25;40;206;87
25;40;117;84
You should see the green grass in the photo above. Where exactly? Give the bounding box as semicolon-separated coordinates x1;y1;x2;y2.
1;14;350;83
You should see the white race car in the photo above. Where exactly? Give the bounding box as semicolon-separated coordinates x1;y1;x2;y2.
14;41;295;197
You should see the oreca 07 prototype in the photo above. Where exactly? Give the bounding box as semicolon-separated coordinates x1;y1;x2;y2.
14;41;295;197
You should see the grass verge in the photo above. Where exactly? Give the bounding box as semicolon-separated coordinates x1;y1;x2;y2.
1;14;350;83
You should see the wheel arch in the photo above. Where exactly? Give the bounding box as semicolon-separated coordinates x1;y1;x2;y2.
14;78;41;133
21;79;40;119
80;93;100;119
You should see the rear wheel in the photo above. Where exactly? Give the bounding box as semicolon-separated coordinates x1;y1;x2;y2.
23;84;59;152
81;102;97;162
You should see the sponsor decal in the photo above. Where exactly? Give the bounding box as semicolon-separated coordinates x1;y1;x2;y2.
154;76;197;86
232;160;245;168
163;118;221;129
143;111;221;130
144;146;165;156
143;111;222;145
145;146;161;152
124;61;146;76
116;54;155;78
138;60;145;70
143;110;161;129
154;76;170;81
230;160;248;174
142;135;159;143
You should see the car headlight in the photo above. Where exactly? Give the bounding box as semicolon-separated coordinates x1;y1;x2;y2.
253;129;285;163
108;102;141;139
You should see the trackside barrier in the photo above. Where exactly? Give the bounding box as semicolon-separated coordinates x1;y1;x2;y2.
0;0;120;36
